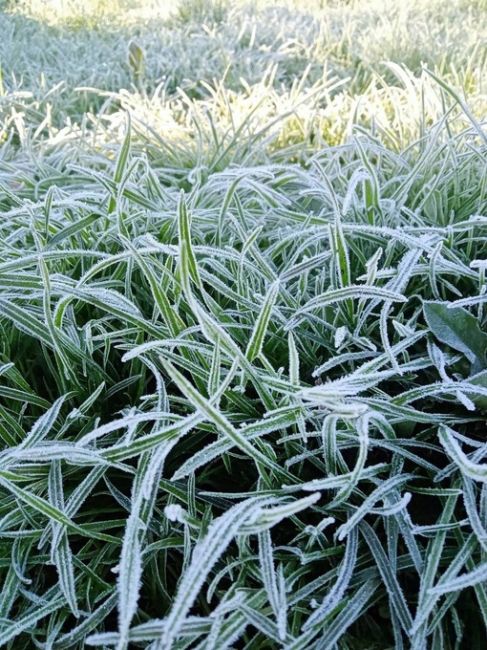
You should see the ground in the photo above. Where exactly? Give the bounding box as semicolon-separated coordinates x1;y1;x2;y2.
0;1;486;648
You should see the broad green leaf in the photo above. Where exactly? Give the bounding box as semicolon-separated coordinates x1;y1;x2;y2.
423;301;487;370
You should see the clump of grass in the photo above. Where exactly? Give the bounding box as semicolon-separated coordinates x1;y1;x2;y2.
0;79;486;647
0;1;486;648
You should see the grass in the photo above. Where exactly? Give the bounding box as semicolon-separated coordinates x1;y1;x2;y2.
0;0;486;648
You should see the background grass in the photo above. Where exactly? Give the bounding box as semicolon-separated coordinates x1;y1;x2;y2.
0;0;486;648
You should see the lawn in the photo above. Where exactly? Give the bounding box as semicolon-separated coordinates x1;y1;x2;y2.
0;0;486;648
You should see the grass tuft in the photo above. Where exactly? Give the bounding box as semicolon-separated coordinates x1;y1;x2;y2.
0;0;486;648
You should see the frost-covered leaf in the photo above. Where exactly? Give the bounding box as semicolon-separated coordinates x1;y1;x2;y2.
424;301;487;371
